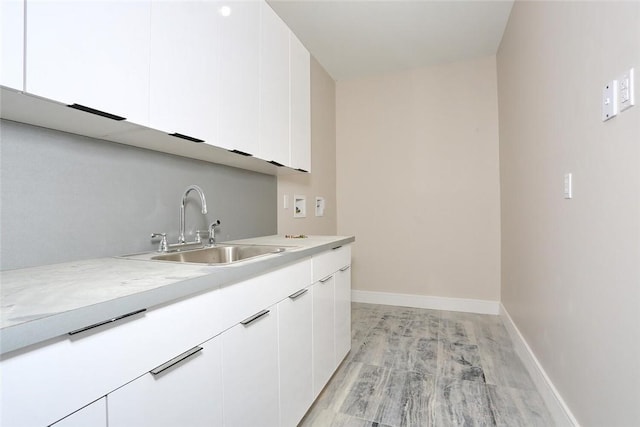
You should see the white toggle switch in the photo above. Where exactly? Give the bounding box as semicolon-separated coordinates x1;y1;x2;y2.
564;173;573;199
619;68;635;112
602;80;619;121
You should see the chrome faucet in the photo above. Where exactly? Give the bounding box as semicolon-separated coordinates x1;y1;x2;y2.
179;185;207;244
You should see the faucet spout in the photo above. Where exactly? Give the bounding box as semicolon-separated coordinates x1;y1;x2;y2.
179;185;207;243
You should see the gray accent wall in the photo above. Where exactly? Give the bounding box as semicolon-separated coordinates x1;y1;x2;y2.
0;119;277;270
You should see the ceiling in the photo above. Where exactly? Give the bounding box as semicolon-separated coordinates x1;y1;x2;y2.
268;0;514;81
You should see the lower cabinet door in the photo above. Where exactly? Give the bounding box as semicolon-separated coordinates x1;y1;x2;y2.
278;287;313;427
107;336;223;427
223;305;279;427
335;265;352;363
312;275;336;397
51;397;107;427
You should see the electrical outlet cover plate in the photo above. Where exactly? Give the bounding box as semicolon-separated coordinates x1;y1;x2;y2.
294;195;306;218
602;80;619;121
619;68;635;112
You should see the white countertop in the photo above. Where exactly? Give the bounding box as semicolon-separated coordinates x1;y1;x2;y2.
0;235;354;355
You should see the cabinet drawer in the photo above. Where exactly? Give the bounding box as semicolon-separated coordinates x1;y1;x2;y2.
312;244;351;282
214;258;311;327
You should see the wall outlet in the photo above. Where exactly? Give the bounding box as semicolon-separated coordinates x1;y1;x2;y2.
294;195;306;218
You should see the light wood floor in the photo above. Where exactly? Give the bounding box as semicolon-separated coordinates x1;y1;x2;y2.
300;303;554;426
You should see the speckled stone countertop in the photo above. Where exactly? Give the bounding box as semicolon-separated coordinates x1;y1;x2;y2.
0;235;354;355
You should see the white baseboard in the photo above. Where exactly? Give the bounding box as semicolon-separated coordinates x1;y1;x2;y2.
499;304;580;427
351;290;500;315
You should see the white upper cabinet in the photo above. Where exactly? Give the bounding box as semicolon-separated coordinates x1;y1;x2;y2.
148;1;220;144
259;1;290;166
289;33;311;172
25;0;151;125
217;0;260;155
1;0;24;90
6;0;310;174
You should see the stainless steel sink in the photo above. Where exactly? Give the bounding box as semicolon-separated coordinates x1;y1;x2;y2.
149;244;287;265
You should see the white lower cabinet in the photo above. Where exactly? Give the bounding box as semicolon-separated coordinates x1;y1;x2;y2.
223;305;280;427
312;275;336;398
335;264;352;363
0;246;351;427
108;335;223;427
50;398;106;427
311;244;353;398
278;287;313;426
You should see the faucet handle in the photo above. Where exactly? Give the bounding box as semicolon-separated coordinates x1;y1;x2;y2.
151;233;168;252
195;229;208;244
208;220;221;245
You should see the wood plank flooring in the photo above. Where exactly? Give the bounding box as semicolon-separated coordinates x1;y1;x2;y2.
299;303;553;426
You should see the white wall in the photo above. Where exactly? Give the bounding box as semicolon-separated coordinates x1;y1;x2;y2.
497;2;640;425
336;55;501;303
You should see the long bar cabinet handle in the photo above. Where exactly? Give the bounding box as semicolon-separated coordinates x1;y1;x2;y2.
150;346;203;376
240;309;270;326
288;288;308;300
68;308;147;335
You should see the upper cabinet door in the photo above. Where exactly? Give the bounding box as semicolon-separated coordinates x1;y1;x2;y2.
289;33;311;172
149;1;219;144
25;0;151;125
259;1;290;166
217;0;260;155
1;0;24;90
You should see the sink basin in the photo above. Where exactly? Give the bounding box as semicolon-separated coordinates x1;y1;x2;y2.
150;245;288;265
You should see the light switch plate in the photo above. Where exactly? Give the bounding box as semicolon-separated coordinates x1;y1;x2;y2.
602;80;618;121
564;173;572;199
315;197;325;217
619;68;635;112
